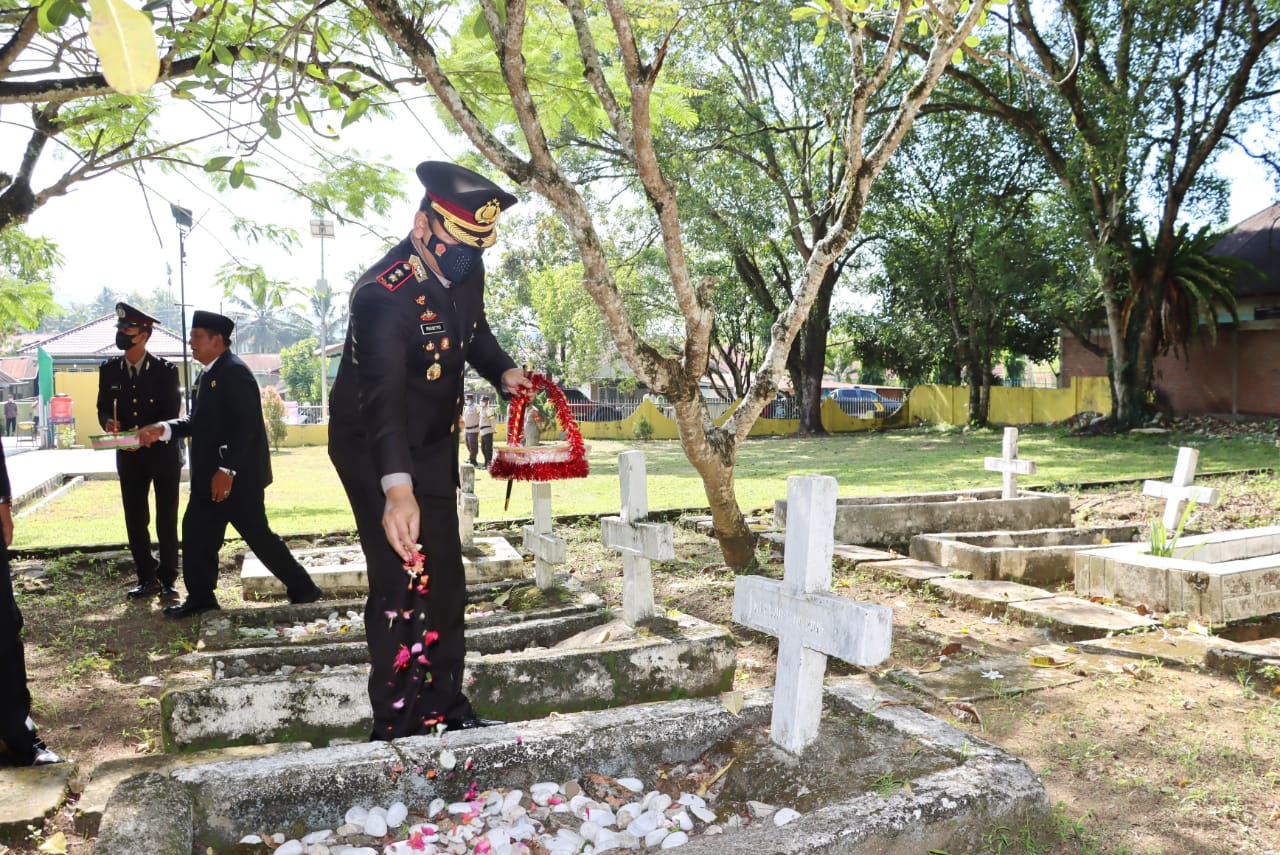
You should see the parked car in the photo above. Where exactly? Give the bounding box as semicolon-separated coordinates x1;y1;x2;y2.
824;387;902;419
561;387;623;423
763;394;799;419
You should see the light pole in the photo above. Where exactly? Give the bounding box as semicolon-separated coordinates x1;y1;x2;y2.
171;203;194;414
309;218;335;423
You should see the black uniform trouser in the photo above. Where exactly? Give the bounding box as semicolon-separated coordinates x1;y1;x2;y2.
329;443;472;740
180;479;316;606
464;431;479;464
480;432;493;466
4;417;14;436
117;444;181;585
0;547;37;765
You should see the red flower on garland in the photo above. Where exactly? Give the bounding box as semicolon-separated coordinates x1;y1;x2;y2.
489;373;590;481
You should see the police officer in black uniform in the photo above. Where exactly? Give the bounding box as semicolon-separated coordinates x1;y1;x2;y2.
0;447;61;766
329;161;533;740
96;303;182;600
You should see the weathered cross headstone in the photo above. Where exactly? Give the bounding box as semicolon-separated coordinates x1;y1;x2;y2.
984;427;1036;499
522;481;565;590
1143;446;1221;530
733;475;892;754
458;463;480;549
601;451;674;625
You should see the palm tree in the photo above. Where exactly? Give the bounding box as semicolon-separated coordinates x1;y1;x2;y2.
295;279;348;420
214;262;308;353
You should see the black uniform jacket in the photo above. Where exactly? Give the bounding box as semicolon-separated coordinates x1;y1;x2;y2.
329;237;515;497
96;353;181;433
165;352;273;490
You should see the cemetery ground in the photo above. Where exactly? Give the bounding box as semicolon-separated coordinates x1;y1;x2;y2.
5;424;1280;854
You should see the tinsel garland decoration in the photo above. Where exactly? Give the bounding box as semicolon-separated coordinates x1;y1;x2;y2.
489;373;590;481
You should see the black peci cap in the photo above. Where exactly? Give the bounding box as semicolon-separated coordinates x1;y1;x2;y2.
416;161;518;249
191;310;235;339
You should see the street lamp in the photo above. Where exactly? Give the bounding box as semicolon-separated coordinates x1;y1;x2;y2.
309;218;335;423
171;203;194;414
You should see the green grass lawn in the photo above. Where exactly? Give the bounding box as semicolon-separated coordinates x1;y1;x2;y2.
13;424;1277;549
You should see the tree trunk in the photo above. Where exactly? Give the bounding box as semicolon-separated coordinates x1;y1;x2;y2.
792;280;834;435
670;396;757;571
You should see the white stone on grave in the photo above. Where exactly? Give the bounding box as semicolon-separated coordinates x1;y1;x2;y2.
458;463;480;549
522;481;566;590
1143;446;1221;530
601;451;674;625
733;475;892;754
984;427;1036;499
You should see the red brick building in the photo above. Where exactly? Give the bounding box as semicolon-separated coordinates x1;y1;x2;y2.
1060;202;1280;417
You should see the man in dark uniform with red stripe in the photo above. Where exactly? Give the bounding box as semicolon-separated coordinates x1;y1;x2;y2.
329;161;532;739
96;303;182;600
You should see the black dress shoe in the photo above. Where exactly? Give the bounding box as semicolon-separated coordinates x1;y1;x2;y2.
31;742;62;766
126;580;162;599
443;715;504;732
158;585;180;599
163;600;220;619
289;586;324;605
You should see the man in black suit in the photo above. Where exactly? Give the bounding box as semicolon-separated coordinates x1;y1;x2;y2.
138;311;323;618
0;446;61;766
96;303;182;600
329;161;532;740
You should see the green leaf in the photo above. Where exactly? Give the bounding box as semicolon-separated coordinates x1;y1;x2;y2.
293;100;313;127
237;45;256;62
305;62;326;80
917;17;928;37
964;34;980;47
170;87;195;100
203;155;233;172
952;48;964;63
229;160;246;188
790;7;821;20
341;96;370;128
87;0;161;96
213;42;234;66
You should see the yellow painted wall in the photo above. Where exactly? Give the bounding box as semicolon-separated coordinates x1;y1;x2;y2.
909;377;1112;426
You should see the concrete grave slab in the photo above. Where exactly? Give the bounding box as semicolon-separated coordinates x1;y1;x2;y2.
888;653;1085;701
0;762;74;841
776;488;1071;549
76;742;312;835
862;558;969;587
1075;526;1280;622
241;536;525;597
102;678;1049;855
1076;627;1226;669
185;581;609;677
1205;637;1280;688
912;525;1143;586
162;610;735;752
926;577;1055;616
1005;596;1158;641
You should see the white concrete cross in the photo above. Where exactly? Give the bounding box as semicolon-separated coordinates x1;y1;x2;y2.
1143;446;1221;531
601;451;674;625
522;481;565;590
984;427;1037;499
732;475;892;755
458;463;480;549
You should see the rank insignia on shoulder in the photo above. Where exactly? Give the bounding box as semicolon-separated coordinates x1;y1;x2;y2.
426;363;443;381
420;310;437;322
408;254;428;282
377;261;413;291
415;295;426;306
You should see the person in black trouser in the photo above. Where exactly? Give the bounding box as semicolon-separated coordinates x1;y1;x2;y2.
0;450;62;767
96;303;182;600
328;161;532;740
138;311;323;618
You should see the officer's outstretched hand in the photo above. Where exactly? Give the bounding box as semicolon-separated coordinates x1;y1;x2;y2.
501;367;534;398
383;484;420;562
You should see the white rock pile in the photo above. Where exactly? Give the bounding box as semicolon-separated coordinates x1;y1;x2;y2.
238;774;799;854
236;610;366;641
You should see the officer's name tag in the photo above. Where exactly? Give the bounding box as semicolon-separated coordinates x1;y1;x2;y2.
420;322;445;336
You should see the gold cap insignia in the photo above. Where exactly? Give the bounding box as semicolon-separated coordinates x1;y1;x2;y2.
475;199;502;226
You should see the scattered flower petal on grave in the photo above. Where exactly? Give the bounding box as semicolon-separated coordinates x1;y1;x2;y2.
439;749;457;770
981;670;1005;680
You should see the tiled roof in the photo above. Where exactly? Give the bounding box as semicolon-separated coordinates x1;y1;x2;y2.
17;315;189;359
0;357;36;381
1212;201;1280;297
239;353;281;374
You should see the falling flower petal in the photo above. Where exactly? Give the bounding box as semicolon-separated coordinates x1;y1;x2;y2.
392;697;406;710
394;645;412;671
424;630;440;645
411;642;423;654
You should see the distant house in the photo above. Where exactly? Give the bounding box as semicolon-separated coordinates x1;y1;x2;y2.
1060;202;1280;417
18;314;189;370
